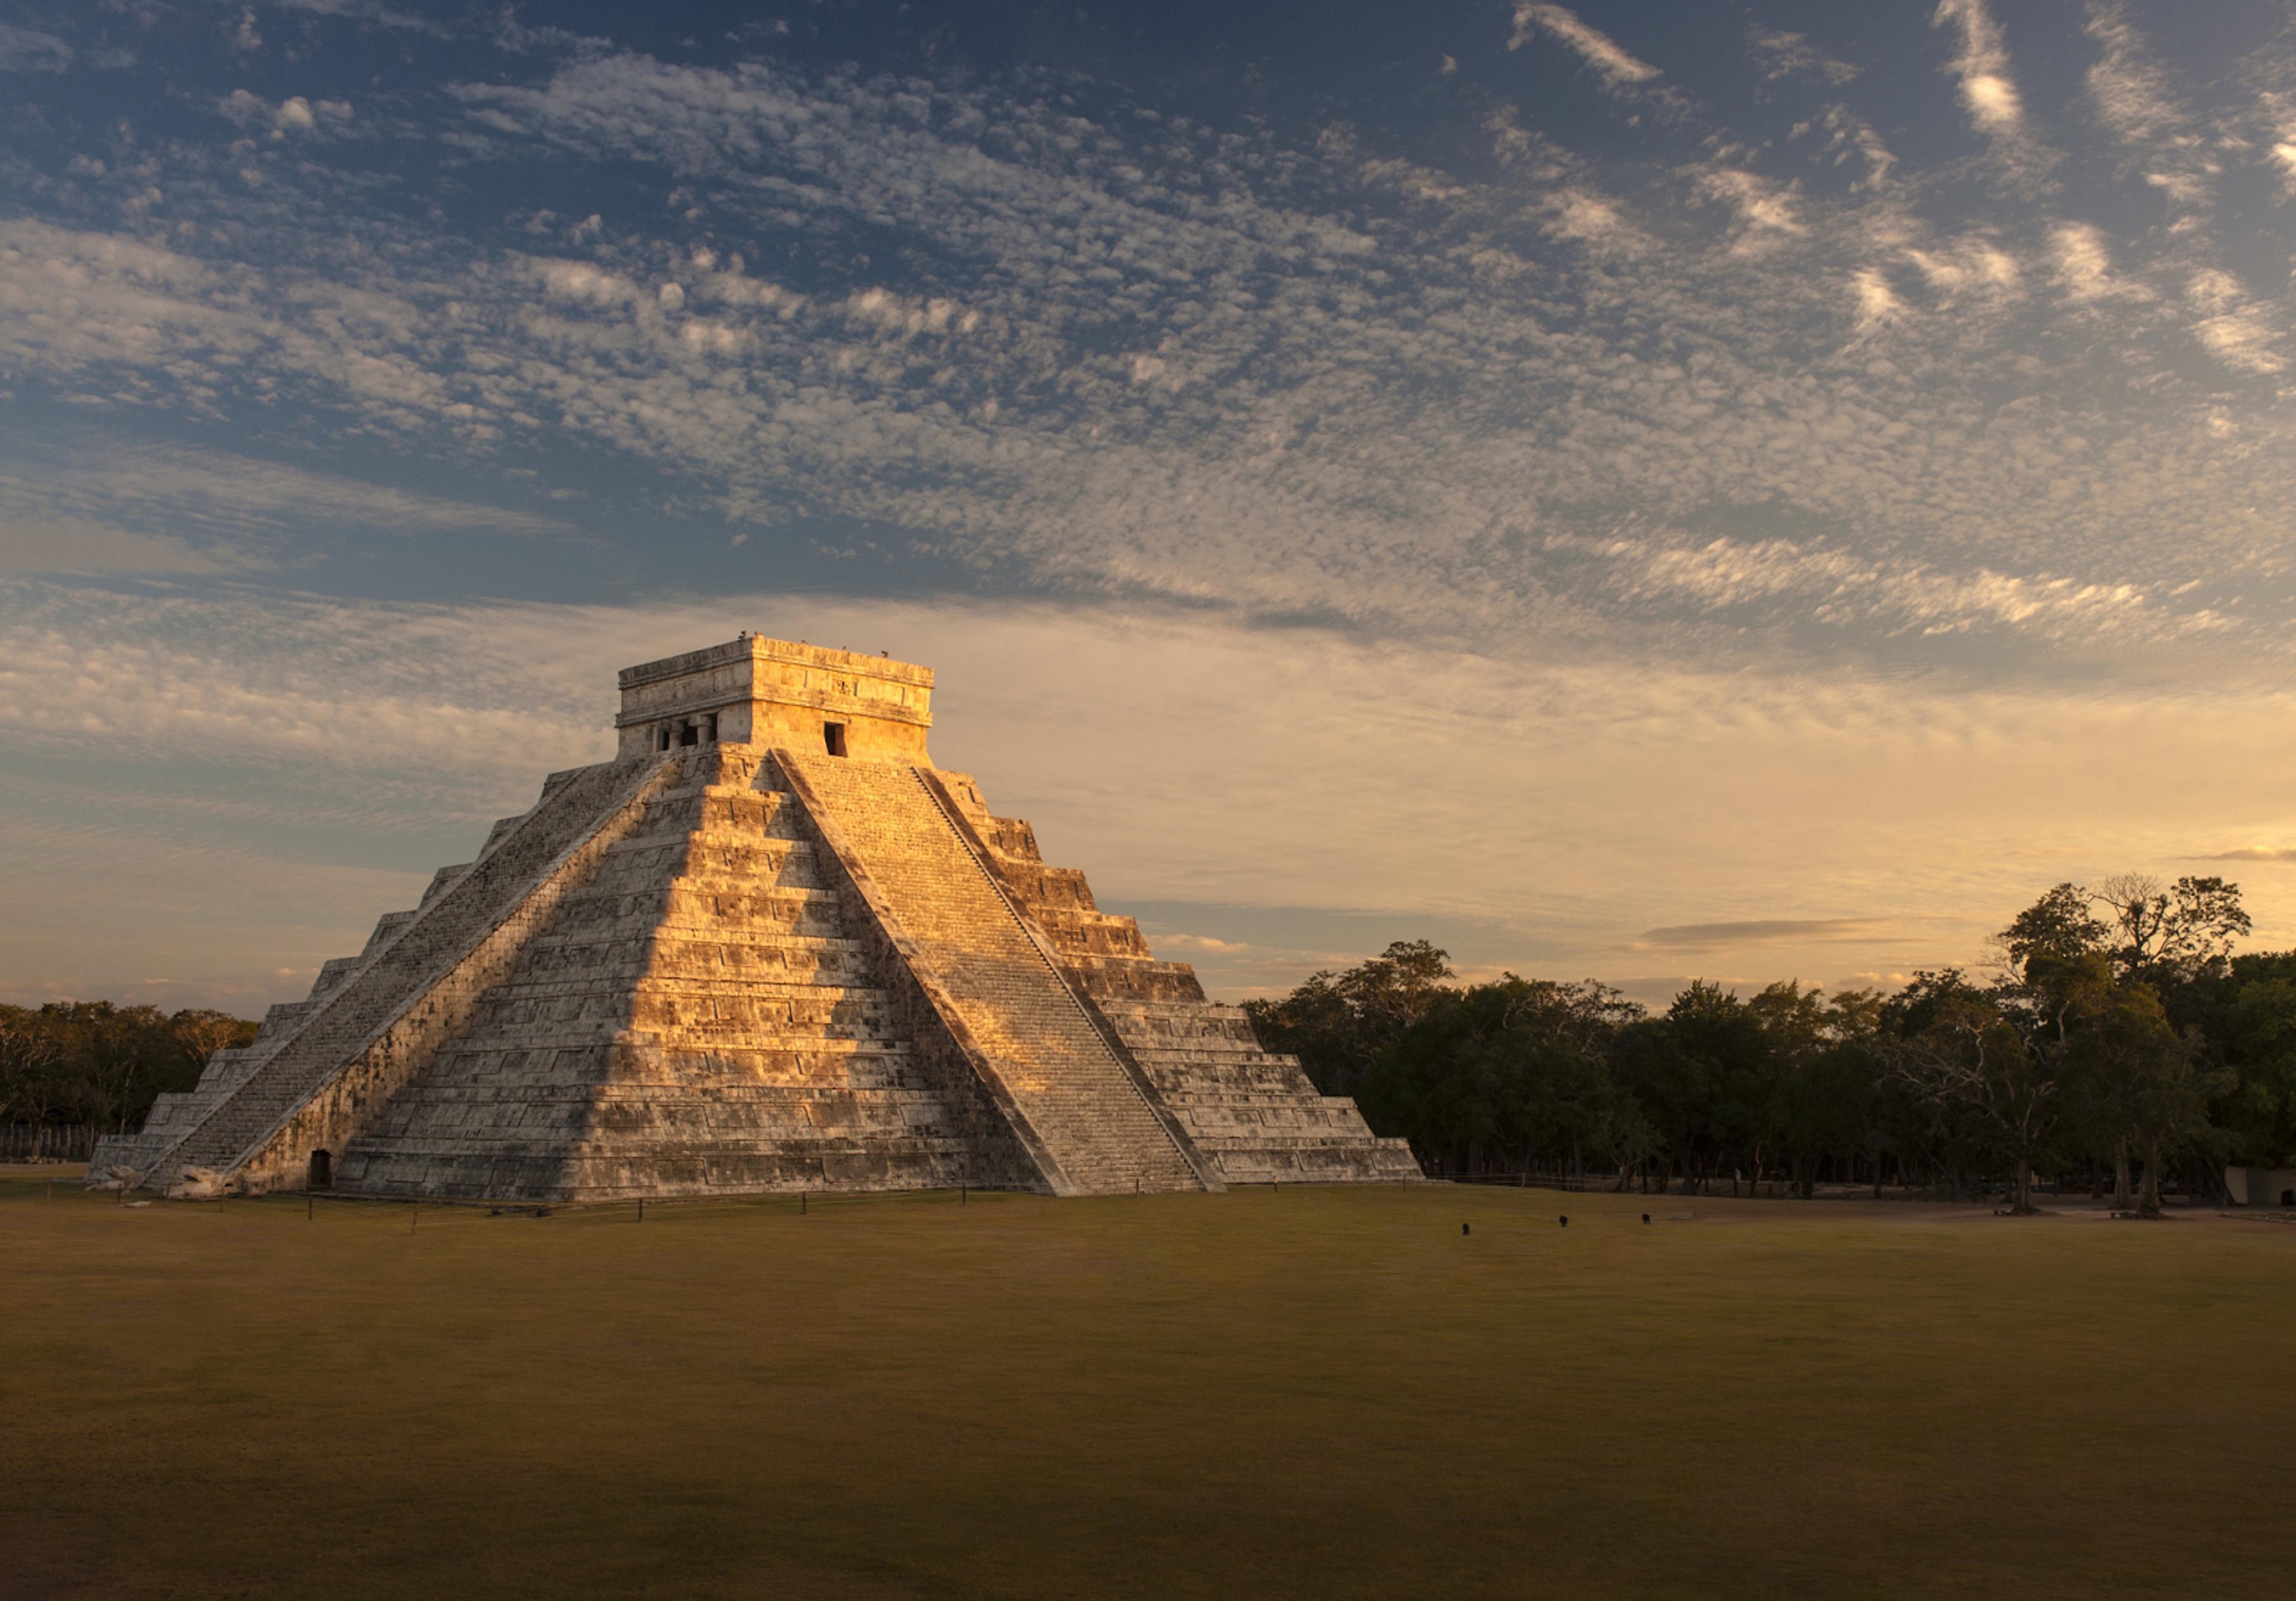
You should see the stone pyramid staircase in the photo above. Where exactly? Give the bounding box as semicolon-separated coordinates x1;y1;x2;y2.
97;754;683;1194
779;753;1211;1196
328;747;1037;1200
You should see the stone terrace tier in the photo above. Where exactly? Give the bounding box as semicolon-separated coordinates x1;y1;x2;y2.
930;772;1421;1186
781;754;1209;1196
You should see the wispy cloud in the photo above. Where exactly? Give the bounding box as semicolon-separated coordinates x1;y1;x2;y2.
0;518;255;576
1509;4;1660;90
2185;268;2285;374
2051;221;2126;301
2083;2;2182;145
1933;0;2026;139
0;22;71;72
1748;26;1858;87
1630;919;1893;952
0;442;572;573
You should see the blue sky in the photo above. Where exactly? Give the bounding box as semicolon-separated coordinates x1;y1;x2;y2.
5;0;2296;1009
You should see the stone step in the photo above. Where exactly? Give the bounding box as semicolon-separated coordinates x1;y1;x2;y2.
1013;909;1153;961
1157;1086;1365;1110
411;1053;926;1091
419;863;472;907
360;1088;966;1128
1067;961;1211;1004
310;956;363;995
427;1012;911;1049
145;754;682;1181
1184;1116;1396;1144
329;1140;985;1202
478;812;533;856
373;1062;939;1096
1092;1003;1265;1041
1130;1046;1302;1067
425;1028;905;1059
783;754;1204;1196
533;907;850;945
463;966;886;1001
361;910;417;955
593;833;822;879
252;1000;313;1043
1177;1110;1381;1138
552;882;844;924
988;861;1097;913
505;940;878;986
450;991;903;1036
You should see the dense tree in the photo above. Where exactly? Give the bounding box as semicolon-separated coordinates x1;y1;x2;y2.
0;1008;66;1126
1241;869;2296;1212
1243;939;1455;1098
1886;969;2061;1214
1354;976;1645;1179
1990;879;2254;1206
2217;967;2296;1168
2061;978;2222;1216
2089;873;2251;987
2000;884;2109;974
1760;986;1882;1200
168;1010;251;1076
0;1003;258;1133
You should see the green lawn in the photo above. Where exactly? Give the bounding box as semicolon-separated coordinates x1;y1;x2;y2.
3;1176;2289;1599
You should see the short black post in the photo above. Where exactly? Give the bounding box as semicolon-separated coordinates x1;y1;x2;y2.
411;1200;417;1233
801;1191;807;1215
637;1197;645;1223
1461;1222;1470;1236
307;1193;313;1222
960;1185;967;1206
1559;1215;1568;1227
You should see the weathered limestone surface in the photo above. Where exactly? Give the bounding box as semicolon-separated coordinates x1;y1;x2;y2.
928;774;1422;1186
98;756;682;1195
782;753;1210;1196
616;635;932;762
329;747;1040;1200
93;636;1421;1199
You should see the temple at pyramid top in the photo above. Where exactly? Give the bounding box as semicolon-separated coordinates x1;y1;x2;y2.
618;635;935;760
94;634;1419;1203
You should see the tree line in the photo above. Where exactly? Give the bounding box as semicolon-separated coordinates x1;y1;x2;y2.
1244;875;2296;1214
0;1003;257;1133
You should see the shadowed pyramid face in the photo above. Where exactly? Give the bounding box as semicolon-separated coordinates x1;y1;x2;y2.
615;635;935;762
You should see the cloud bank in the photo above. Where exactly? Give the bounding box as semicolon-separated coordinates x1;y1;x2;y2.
1;0;2294;1003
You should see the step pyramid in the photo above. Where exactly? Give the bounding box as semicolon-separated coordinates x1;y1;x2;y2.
94;636;1421;1201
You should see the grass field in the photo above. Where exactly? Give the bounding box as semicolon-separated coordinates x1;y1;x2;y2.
3;1173;2290;1600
